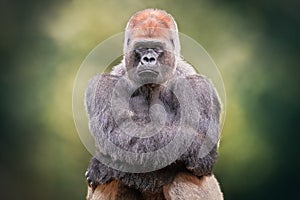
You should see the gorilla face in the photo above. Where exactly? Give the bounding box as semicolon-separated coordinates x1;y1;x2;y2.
125;38;176;85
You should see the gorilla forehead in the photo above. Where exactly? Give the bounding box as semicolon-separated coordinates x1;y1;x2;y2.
126;29;175;51
129;27;173;40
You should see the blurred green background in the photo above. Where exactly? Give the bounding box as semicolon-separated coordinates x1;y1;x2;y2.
1;0;299;199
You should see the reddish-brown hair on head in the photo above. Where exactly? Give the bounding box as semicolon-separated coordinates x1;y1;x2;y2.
127;8;178;31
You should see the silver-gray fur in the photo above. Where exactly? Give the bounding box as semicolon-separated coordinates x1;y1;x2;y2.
85;8;223;200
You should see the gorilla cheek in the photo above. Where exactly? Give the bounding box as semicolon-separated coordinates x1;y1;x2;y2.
159;54;176;82
125;52;137;71
125;54;139;81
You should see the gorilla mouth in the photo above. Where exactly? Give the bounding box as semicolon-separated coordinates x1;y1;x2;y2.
138;69;159;78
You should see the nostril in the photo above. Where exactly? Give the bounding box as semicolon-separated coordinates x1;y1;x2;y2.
143;57;149;62
149;57;155;63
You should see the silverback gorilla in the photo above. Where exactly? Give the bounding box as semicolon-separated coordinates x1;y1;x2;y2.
85;9;223;200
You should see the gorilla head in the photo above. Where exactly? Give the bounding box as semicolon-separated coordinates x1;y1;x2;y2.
123;9;181;85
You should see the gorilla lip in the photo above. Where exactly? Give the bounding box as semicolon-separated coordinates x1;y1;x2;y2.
138;69;159;78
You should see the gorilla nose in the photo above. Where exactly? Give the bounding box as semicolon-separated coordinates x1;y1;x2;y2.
141;54;157;66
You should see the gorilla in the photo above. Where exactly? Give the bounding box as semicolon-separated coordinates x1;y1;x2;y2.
85;8;223;200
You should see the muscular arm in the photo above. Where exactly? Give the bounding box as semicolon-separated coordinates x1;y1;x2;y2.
85;74;121;188
178;74;221;177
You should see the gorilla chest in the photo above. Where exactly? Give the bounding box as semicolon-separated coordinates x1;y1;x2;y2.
129;85;180;125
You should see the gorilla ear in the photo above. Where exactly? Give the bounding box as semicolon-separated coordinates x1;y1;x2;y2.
170;39;174;47
127;38;131;46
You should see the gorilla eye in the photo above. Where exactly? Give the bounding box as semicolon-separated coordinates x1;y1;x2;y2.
135;47;146;55
154;47;163;54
